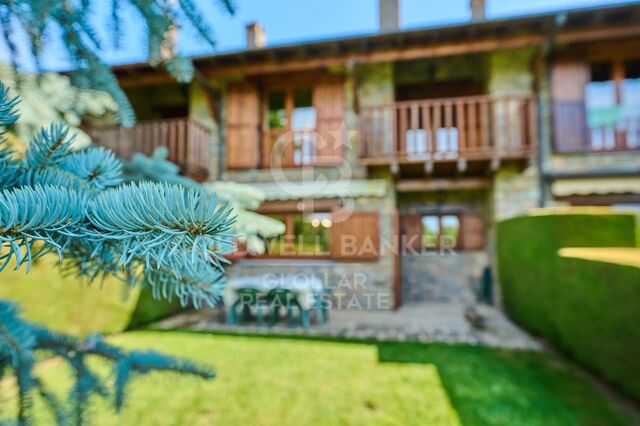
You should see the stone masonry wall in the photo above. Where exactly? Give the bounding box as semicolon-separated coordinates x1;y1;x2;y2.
400;252;488;305
189;81;221;179
493;166;541;221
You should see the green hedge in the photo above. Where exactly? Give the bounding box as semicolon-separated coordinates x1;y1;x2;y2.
127;285;185;329
497;209;640;400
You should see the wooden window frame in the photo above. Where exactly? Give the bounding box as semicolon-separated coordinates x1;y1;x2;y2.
401;210;485;252
552;52;640;154
260;82;318;169
418;213;463;251
253;202;336;260
584;57;640;153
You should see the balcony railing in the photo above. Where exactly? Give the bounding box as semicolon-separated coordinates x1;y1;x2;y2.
553;101;640;153
87;118;210;180
260;129;318;168
359;95;537;164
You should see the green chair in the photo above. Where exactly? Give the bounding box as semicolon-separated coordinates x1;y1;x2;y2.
267;289;309;329
312;288;331;325
227;288;266;326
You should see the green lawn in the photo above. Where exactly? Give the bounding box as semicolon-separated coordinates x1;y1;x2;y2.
2;332;630;426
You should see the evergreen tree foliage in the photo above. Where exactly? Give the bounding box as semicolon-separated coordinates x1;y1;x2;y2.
0;64;118;148
124;147;286;255
0;0;235;127
0;83;233;424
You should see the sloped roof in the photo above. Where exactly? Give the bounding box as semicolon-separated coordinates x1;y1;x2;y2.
114;2;640;81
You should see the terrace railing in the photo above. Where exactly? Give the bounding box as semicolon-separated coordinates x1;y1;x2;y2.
88;118;210;180
359;94;537;164
553;101;640;153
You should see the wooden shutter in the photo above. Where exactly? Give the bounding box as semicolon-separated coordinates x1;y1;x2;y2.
226;82;259;169
330;212;379;260
314;76;345;165
400;214;423;251
551;61;591;153
460;213;485;250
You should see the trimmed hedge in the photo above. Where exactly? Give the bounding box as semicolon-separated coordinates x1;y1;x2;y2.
497;209;640;401
127;285;184;329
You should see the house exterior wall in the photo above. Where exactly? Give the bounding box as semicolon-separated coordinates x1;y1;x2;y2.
546;153;640;176
119;32;640;310
188;82;222;179
543;40;640;204
487;48;536;96
486;48;542;220
396;190;490;305
226;193;398;309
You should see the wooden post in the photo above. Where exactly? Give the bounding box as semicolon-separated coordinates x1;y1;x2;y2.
392;210;402;310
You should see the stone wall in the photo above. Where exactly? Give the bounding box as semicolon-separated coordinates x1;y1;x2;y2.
487;48;536;96
188;81;222;179
356;62;394;106
492;166;541;221
400;252;488;304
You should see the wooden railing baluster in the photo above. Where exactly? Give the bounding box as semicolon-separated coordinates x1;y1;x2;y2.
456;100;466;155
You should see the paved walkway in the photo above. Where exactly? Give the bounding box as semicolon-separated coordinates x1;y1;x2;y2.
153;303;542;350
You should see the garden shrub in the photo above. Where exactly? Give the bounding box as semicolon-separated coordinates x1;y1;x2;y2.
497;208;640;400
127;286;185;328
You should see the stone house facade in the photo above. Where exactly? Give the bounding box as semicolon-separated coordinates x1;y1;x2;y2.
105;2;640;310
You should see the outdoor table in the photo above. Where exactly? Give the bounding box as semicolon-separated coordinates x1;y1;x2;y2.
224;274;325;327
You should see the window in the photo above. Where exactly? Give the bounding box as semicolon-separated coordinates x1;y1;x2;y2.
264;212;331;256
623;59;640;149
401;212;483;252
264;87;317;167
586;61;616;150
421;214;460;250
267;91;287;130
585;58;640;151
292;88;316;165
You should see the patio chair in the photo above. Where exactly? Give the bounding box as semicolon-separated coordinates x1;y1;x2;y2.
227;288;267;326
266;289;309;329
311;288;332;325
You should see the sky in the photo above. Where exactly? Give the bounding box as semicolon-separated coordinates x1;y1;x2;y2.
1;0;638;70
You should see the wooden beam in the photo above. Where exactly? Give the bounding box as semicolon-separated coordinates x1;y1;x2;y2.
556;25;640;45
119;72;176;88
258;199;340;213
392;210;402;310
396;178;490;192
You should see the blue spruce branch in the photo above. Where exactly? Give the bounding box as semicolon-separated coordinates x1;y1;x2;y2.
0;0;236;126
0;83;230;424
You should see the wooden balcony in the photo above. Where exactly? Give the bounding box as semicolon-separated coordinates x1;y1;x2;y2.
359;95;537;175
88;118;211;181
